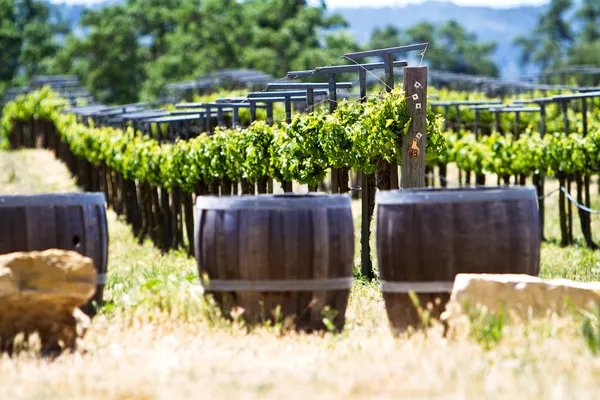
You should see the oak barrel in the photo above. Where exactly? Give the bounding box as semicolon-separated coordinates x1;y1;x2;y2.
0;193;109;316
375;186;540;333
195;193;355;331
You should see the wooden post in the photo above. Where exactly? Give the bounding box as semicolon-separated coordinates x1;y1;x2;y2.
560;100;573;244
161;187;172;252
306;88;315;114
137;182;152;245
439;105;449;187
495;112;502;134
217;107;224;128
249;103;256;123
401;67;427;189
384;54;399;190
580;97;597;249
329;74;340;194
515;110;522;185
232;108;239;127
204;105;212;133
473;109;480;139
359;68;375;280
266;103;274;126
130;179;143;236
538;102;547;241
455;104;465;186
151;185;164;249
558;172;568;247
183;191;195;256
171;187;183;249
473;109;485;186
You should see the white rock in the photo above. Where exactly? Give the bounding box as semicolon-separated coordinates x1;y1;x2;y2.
442;273;600;324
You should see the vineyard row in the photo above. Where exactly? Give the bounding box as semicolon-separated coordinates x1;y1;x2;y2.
2;88;600;267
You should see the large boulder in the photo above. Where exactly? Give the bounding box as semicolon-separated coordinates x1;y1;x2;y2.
0;249;97;355
441;273;600;331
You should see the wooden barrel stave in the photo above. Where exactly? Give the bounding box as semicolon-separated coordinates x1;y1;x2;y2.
267;209;288;321
376;186;540;333
327;207;355;327
0;193;109;317
195;194;354;331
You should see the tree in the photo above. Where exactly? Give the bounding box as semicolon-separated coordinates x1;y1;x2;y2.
241;0;349;77
369;25;403;51
142;0;355;99
140;0;249;99
438;20;498;76
514;0;574;71
403;20;499;77
567;0;600;84
291;31;360;74
0;0;21;83
576;0;600;43
0;0;64;85
56;6;146;104
18;18;63;77
126;0;189;61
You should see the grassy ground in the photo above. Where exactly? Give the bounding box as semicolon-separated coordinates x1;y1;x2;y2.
2;149;600;399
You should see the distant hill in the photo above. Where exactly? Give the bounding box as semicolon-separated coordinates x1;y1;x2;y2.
334;1;545;78
47;0;545;78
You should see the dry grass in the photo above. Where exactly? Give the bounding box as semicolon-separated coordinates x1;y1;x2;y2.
4;315;600;400
2;149;600;399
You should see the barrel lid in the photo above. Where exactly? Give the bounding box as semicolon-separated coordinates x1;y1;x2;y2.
376;186;538;205
0;192;106;207
196;193;352;210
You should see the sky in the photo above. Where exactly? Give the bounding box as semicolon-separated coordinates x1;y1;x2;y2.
54;0;550;9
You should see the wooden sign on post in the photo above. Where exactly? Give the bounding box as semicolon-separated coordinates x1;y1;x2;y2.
343;43;429;191
401;66;427;189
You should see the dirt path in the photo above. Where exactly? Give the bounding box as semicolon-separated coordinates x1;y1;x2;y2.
0;149;78;195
